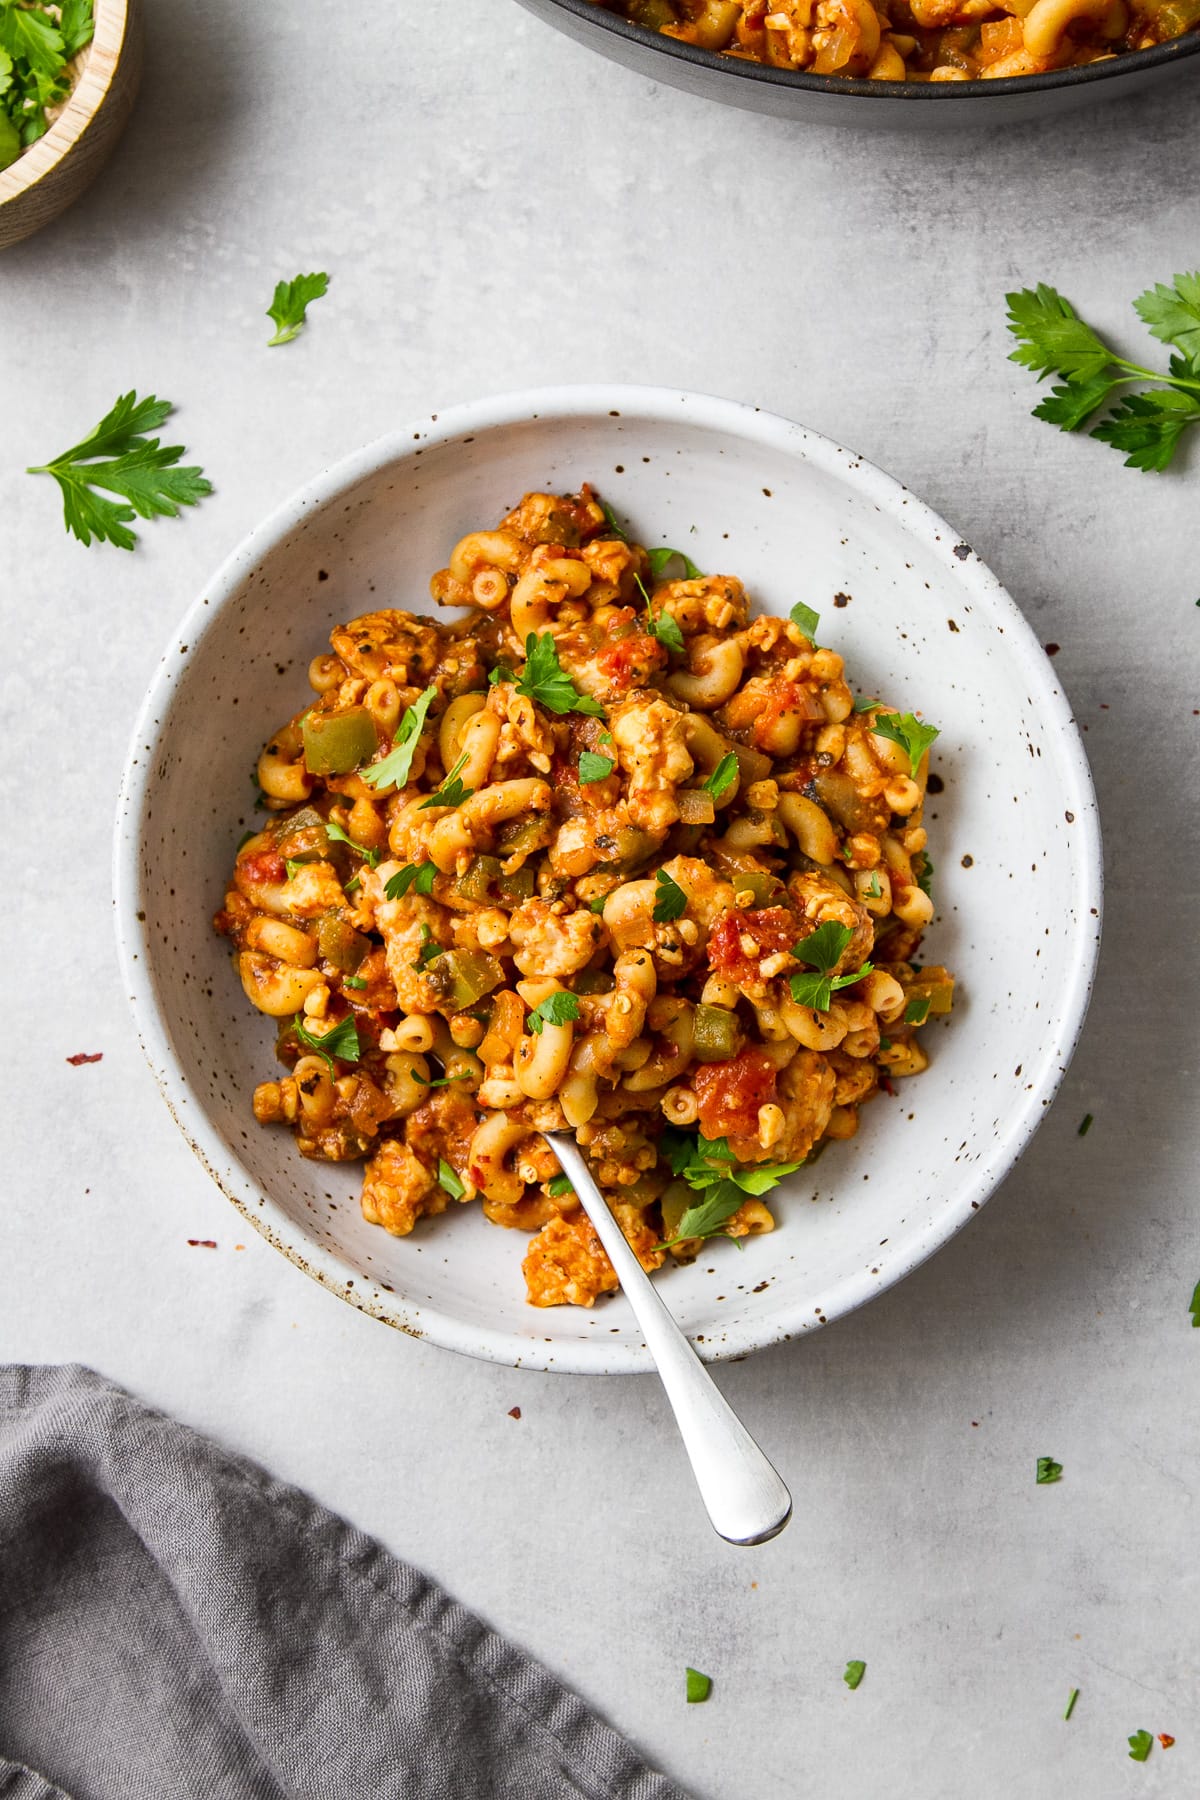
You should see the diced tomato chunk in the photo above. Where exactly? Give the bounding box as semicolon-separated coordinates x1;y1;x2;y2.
595;633;666;693
239;848;286;885
693;1047;778;1142
751;681;822;749
707;907;797;986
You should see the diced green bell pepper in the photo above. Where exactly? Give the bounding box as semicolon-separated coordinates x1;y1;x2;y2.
431;949;504;1010
302;706;378;776
316;915;370;973
692;1004;743;1063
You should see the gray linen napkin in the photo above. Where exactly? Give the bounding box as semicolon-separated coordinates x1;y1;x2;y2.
0;1366;689;1800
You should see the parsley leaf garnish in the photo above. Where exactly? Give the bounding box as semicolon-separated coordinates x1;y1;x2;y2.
1006;277;1200;472
343;975;367;990
843;1661;866;1691
904;997;931;1026
27;392;212;551
362;686;437;791
267;272;330;346
578;750;615;784
1127;1730;1153;1763
1036;1456;1063;1485
915;852;934;900
385;861;438;900
526;991;581;1034
413;1069;471;1088
292;1013;361;1068
685;1668;712;1705
789;922;872;1012
790;601;820;639
438;1159;465;1200
598;498;627;540
703;753;739;801
547;1173;574;1198
59;0;94;59
420;752;474;810
652;869;688;923
1064;1688;1080;1721
1188;1279;1200;1328
853;696;879;713
325;822;378;866
657;1133;803;1249
647;546;703;580
412;923;443;969
870;711;940;779
516;634;605;717
635;574;686;655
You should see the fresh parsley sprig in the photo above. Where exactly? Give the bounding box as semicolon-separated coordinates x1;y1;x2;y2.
325;822;378;866
27;391;212;551
1006;277;1200;472
703;753;739;802
502;633;605;717
789;601;820;640
789;922;872;1012
420;752;474;810
292;1012;361;1068
0;0;93;167
1036;1456;1063;1485
657;1131;804;1249
362;686;437;791
635;574;686;655
384;861;438;900
870;712;939;780
578;750;614;784
438;1159;466;1200
525;992;581;1035
652;869;688;924
267;272;329;346
647;545;703;581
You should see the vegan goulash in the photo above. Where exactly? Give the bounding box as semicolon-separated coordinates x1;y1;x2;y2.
215;487;953;1308
590;0;1198;81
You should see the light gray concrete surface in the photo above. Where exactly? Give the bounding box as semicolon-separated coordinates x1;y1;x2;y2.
2;6;1198;1797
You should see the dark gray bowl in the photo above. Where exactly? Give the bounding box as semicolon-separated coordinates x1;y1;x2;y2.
515;0;1199;124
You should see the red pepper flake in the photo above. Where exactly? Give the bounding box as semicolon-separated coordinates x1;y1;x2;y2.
187;1239;218;1249
1158;1735;1175;1749
66;1052;103;1066
508;1406;521;1420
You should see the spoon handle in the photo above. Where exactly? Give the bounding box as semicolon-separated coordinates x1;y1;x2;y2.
544;1134;792;1546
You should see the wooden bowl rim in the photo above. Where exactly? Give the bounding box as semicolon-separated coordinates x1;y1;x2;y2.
0;0;131;207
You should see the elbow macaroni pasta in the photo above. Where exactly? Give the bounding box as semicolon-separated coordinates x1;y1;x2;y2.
592;0;1194;79
214;486;955;1308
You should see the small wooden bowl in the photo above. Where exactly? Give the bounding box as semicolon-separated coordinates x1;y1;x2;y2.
0;0;142;250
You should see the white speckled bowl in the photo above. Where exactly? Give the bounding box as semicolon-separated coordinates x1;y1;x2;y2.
114;386;1102;1373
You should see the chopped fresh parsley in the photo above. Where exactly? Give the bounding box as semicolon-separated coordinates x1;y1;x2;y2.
853;696;880;713
267;272;330;347
27;391;212;551
635;573;686;655
1189;1279;1200;1328
1036;1456;1063;1485
1064;1688;1080;1721
865;872;882;899
652;869;688;924
587;893;608;914
703;753;739;802
599;498;627;540
438;1159;466;1201
0;0;94;167
412;923;443;970
578;750;615;784
413;1069;471;1088
284;858;305;880
870;711;940;779
1006;276;1200;472
685;1668;712;1705
915;852;934;901
515;633;605;716
525;991;581;1035
1078;1112;1094;1137
1127;1730;1153;1763
420;752;474;810
843;1661;866;1691
647;545;703;581
547;1173;574;1198
789;921;872;1013
343;975;367;990
292;1012;361;1068
657;1132;803;1249
325;822;379;866
789;601;820;640
385;861;438;900
362;686;438;791
904;997;931;1026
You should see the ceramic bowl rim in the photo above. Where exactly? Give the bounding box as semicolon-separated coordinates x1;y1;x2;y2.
532;0;1200;101
113;381;1103;1374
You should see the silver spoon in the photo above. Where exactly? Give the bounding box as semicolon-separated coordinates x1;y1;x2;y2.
543;1132;792;1546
